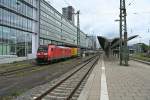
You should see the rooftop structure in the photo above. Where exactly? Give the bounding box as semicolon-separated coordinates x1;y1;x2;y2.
62;6;75;24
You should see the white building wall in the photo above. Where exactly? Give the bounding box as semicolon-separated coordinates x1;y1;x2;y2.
29;0;39;59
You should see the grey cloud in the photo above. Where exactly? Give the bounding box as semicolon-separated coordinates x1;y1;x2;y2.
49;0;150;45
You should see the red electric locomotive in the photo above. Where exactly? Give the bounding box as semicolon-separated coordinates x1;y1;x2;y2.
36;44;71;63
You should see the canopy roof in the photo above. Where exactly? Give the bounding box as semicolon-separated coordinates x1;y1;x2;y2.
97;35;138;52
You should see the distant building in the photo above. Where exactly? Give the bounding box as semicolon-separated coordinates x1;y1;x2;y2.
62;6;75;24
128;45;135;54
86;36;97;50
129;43;143;53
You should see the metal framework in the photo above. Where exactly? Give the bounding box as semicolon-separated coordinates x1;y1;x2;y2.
69;10;80;56
120;0;128;65
77;11;80;56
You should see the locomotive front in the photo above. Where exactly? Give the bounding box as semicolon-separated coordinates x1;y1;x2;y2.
36;45;48;63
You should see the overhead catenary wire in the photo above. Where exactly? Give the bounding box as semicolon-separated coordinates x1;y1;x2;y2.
127;0;150;14
63;0;70;6
127;0;135;8
45;0;53;5
127;0;150;33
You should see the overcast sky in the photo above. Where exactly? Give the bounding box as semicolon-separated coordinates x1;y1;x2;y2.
47;0;150;45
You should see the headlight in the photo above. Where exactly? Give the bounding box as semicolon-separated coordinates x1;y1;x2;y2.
44;53;48;55
37;53;41;55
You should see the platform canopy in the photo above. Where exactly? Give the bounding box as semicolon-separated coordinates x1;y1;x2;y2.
97;35;138;55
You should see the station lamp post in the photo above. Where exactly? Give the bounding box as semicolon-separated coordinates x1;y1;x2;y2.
114;19;123;65
115;19;122;63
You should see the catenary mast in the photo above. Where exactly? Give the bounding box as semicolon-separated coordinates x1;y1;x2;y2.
120;0;129;65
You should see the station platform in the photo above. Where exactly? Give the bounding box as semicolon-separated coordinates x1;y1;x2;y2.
0;54;35;64
78;56;150;100
0;57;27;64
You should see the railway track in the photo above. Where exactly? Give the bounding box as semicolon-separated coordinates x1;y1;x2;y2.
0;65;37;76
0;56;97;76
130;57;150;65
32;55;99;100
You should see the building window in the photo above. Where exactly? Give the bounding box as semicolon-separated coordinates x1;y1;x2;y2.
0;26;2;43
0;26;32;56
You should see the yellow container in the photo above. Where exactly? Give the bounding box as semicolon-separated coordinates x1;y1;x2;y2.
71;48;77;57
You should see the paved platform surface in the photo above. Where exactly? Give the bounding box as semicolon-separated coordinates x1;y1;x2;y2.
105;57;150;100
78;56;150;100
78;58;102;100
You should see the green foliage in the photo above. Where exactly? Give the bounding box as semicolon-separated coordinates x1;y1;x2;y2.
141;43;149;53
132;53;150;62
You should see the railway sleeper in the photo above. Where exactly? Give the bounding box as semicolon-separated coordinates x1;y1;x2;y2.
44;95;66;100
49;92;69;96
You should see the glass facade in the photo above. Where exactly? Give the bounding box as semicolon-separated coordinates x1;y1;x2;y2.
0;8;33;32
80;31;87;48
0;0;90;58
0;26;32;56
40;0;80;46
0;0;37;57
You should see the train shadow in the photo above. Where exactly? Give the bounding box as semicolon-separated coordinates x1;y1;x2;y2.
35;57;77;66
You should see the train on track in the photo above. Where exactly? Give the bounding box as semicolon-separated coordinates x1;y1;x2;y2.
36;44;78;63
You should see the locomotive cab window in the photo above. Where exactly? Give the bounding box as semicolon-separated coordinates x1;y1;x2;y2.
38;46;48;52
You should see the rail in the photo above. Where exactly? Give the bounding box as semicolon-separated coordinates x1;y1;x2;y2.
0;55;97;76
34;55;99;100
130;57;150;65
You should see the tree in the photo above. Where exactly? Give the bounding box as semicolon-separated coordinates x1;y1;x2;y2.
141;43;149;53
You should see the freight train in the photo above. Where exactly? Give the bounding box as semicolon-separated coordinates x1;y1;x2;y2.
36;44;78;63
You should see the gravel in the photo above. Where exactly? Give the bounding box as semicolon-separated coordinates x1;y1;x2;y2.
0;56;92;99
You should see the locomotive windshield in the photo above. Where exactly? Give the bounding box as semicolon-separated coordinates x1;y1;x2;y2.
38;46;48;52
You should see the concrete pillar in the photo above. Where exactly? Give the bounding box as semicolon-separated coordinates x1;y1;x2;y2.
31;34;38;58
28;0;40;59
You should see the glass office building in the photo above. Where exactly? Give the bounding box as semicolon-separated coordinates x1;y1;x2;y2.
0;0;91;59
0;0;38;57
40;0;88;48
